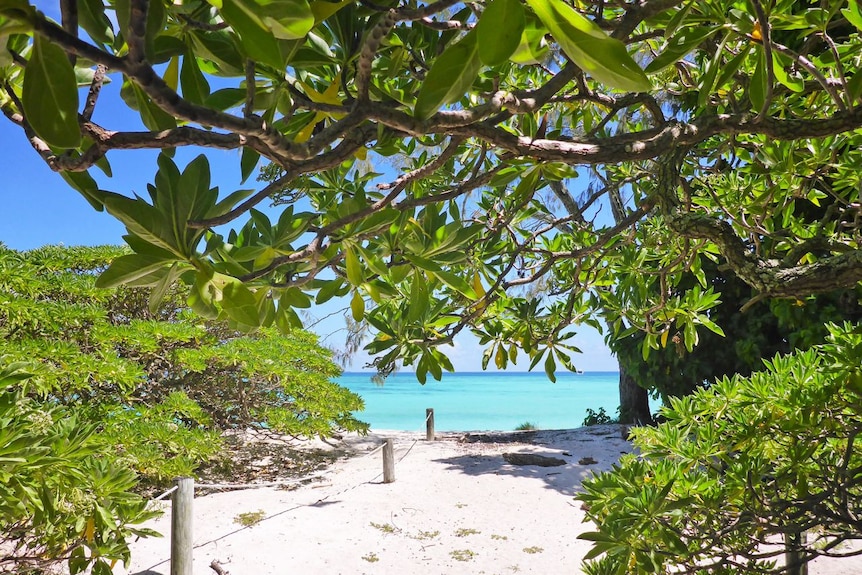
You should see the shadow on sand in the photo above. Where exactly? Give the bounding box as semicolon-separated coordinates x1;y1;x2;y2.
433;425;631;497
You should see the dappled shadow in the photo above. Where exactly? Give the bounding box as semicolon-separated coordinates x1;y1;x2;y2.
433;426;632;496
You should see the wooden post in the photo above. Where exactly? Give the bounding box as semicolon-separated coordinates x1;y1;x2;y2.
785;531;808;575
382;438;395;483
171;477;194;575
426;408;435;441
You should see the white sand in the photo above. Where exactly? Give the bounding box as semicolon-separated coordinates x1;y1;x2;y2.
117;425;862;575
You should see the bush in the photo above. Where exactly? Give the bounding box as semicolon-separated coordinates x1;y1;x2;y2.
0;363;158;575
577;322;862;574
582;407;617;426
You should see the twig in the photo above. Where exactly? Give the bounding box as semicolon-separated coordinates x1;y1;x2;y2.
751;0;774;121
82;64;107;121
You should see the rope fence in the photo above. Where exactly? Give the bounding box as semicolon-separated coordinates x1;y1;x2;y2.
160;408;437;575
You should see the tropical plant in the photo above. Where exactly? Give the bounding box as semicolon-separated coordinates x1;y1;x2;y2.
2;0;861;382
0;361;159;575
578;322;862;575
611;258;862;410
0;243;368;484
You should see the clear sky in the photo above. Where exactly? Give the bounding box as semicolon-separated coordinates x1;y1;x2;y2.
0;16;617;373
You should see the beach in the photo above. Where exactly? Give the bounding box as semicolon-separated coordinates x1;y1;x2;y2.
117;426;862;575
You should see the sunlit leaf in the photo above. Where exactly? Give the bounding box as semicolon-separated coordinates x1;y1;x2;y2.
525;0;650;91
22;35;80;149
477;0;525;66
414;30;481;119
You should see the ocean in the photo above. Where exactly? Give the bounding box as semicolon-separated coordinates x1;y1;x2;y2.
338;371;621;432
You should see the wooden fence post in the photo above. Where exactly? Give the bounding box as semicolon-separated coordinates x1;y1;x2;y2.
426;408;435;441
171;477;194;575
382;438;395;483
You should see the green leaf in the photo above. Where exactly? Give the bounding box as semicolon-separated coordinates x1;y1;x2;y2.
316;277;344;304
240;147;260;183
344;245;364;285
544;349;557;382
205;87;247;111
22;35;81;149
148;262;182;313
95;253;173;288
714;43;751;90
221;280;261;326
525;0;650;92
408;271;429;322
77;0;115;45
772;51;804;93
350;290;365;321
220;0;285;69
510;15;549;64
477;0;525;66
645;26;718;74
697;33;727;108
749;45;766;112
310;0;353;23
127;81;177;131
180;52;210;104
414;29;481;119
188;30;244;75
261;0;315;40
842;0;862;31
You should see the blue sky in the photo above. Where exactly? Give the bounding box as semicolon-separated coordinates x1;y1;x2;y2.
0;10;617;373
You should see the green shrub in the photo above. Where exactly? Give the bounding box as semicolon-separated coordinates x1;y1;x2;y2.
577;322;862;574
582;407;616;426
0;363;159;575
515;421;537;430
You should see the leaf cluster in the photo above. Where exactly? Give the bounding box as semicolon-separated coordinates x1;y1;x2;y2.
578;322;862;574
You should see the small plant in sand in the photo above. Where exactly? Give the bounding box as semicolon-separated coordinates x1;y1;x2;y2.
582;407;618;426
234;510;266;527
450;549;476;562
522;546;544;554
370;521;399;534
455;502;468;509
515;421;538;431
455;528;481;537
361;552;379;563
491;534;509;541
410;530;440;540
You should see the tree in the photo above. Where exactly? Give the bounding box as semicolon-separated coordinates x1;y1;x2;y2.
0;243;367;570
612;257;862;411
0;244;367;477
2;0;862;382
578;322;862;575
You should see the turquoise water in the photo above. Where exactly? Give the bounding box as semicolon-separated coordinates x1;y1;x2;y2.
338;371;620;432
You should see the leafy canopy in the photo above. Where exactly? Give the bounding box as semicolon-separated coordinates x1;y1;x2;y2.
1;0;862;382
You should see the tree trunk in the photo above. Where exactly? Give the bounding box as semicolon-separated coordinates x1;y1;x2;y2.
618;364;652;425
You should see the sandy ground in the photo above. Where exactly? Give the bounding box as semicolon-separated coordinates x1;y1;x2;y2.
117;425;862;575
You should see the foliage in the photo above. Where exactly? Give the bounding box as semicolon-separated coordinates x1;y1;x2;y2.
582;407;617;427
577;322;862;574
2;0;862;382
0;362;159;575
0;245;367;485
514;421;537;430
611;258;862;402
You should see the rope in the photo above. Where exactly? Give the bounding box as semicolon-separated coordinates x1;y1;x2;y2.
196;468;334;490
397;439;418;463
195;439;389;491
150;485;178;503
137;435;422;570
